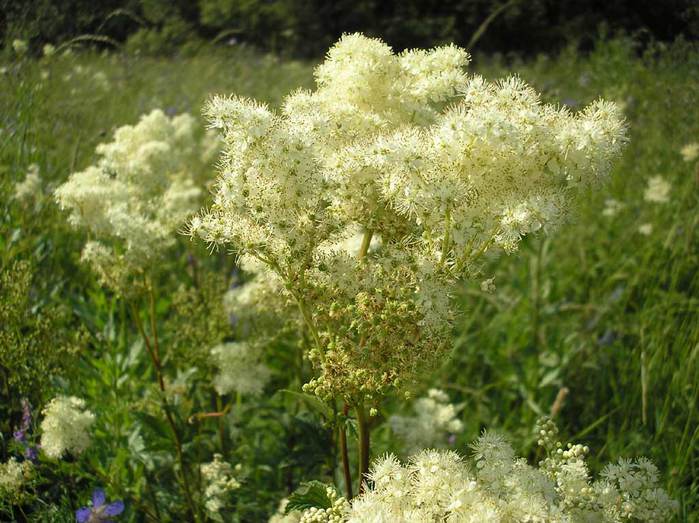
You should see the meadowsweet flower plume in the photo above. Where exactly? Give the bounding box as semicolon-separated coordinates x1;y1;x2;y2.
201;454;241;518
0;458;31;502
210;341;271;397
13;163;43;204
389;388;464;452
288;419;676;522
191;33;627;403
643;175;671;204
55;109;202;292
40;395;95;459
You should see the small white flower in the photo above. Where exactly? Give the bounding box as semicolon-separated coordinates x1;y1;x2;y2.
638;223;653;236
643;176;671;204
680;142;699;163
210;342;271;396
12;39;28;55
390;389;463;452
13;163;42;203
602;198;625;217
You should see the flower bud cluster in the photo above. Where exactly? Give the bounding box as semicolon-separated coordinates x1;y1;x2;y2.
389;388;464;452
201;453;242;517
299;487;349;523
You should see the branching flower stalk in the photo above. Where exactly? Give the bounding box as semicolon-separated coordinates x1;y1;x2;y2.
129;283;200;522
190;33;627;491
55;109;209;520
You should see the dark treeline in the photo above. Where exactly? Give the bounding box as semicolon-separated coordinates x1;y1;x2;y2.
2;0;698;57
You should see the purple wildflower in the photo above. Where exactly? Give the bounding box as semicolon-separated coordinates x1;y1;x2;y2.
13;399;32;444
76;489;124;523
13;399;39;461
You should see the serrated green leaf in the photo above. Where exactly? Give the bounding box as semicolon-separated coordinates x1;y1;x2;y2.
285;480;332;513
278;389;333;420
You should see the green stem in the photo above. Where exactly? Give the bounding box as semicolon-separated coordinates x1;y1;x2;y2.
353;230;374;494
358;230;374;260
440;206;452;266
215;393;227;457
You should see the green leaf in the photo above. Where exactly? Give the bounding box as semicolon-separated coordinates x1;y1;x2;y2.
277;389;333;420
285;481;332;513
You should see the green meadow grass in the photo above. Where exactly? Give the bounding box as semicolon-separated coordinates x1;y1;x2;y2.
1;38;697;520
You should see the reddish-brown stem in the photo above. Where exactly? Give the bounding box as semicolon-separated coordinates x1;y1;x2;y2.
339;403;353;499
130;297;199;522
356;405;370;494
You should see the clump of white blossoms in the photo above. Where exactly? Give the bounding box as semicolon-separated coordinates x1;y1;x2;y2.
643;175;671;204
602;198;625;218
201;454;241;519
13;163;43;204
191;33;626;404
389;388;463;452
291;419;676;522
12;39;28;55
0;458;31;501
638;223;654;236
40;396;95;459
210;341;272;396
680;142;698;163
55;109;202;291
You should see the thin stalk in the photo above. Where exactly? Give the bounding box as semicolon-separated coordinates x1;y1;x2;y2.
356;405;370;494
353;231;374;494
295;296;324;353
215;393;228;457
130;292;199;523
440;206;452;266
339;403;353;499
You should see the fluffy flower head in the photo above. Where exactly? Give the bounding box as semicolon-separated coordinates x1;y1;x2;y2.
55;109;202;291
40;395;95;459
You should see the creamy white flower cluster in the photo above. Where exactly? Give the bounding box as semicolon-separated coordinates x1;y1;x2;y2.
223;256;294;336
389;388;463;452
643;176;671;204
55;109;201;291
210;341;271;397
680;142;698;162
40;396;95;459
0;458;31;501
294;421;676;522
13;163;42;204
201;454;241;518
192;33;626;402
